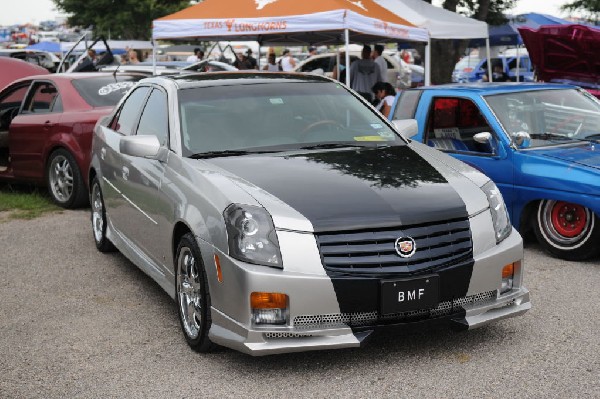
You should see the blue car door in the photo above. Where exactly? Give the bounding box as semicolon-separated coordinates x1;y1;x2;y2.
413;91;516;216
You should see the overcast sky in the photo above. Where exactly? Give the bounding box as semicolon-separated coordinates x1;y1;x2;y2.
0;0;575;26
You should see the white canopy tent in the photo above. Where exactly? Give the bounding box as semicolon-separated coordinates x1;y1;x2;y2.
374;0;491;84
152;0;429;86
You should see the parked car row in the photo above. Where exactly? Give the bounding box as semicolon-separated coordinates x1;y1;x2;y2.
1;61;597;356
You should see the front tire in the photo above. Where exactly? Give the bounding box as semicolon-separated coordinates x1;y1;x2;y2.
47;149;87;208
90;176;115;253
534;200;600;261
176;233;215;352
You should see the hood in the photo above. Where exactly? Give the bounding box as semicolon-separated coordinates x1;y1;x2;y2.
207;146;470;232
536;142;600;170
519;25;600;87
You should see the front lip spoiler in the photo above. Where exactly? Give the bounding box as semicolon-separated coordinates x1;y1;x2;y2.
450;287;531;331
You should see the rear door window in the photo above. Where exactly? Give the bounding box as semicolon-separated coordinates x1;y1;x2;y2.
22;82;61;113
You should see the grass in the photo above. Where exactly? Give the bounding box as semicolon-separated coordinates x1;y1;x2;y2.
0;184;62;221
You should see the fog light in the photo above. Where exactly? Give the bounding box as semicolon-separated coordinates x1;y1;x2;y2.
251;292;288;325
501;263;514;294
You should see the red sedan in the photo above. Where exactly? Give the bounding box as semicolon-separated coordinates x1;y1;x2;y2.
0;72;143;207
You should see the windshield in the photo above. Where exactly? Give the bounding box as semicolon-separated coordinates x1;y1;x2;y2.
485;88;600;148
178;81;403;157
71;75;143;107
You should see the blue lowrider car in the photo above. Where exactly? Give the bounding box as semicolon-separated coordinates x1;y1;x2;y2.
389;83;600;260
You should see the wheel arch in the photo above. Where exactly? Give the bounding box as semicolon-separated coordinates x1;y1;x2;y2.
172;221;194;271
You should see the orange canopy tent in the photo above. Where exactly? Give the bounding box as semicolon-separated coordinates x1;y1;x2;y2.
152;0;428;44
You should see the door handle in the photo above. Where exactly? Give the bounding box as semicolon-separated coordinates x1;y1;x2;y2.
122;166;129;181
43;120;54;130
101;148;106;160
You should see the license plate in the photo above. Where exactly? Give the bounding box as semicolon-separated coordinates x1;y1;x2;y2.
380;276;440;314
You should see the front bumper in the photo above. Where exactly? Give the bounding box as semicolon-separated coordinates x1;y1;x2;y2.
202;227;530;356
208;286;530;356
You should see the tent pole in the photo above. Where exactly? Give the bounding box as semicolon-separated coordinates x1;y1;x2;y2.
152;39;157;76
516;44;520;82
344;29;350;87
486;38;492;82
425;38;431;86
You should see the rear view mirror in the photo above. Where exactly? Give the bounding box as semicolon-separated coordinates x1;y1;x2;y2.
473;132;492;144
473;132;498;154
392;119;419;140
120;135;160;158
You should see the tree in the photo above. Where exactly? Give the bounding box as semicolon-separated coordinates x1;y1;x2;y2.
53;0;191;40
422;0;516;84
561;0;600;23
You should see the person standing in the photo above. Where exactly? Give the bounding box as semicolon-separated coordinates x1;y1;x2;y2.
371;82;396;118
263;53;281;72
187;48;203;63
372;44;387;83
349;45;383;102
280;49;296;72
245;49;258;69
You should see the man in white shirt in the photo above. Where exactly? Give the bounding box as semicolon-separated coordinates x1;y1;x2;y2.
373;44;387;83
280;49;296;72
187;48;204;63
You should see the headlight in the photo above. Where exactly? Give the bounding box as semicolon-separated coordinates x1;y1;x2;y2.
481;181;511;243
224;204;282;267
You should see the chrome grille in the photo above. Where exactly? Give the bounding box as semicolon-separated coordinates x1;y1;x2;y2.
315;218;472;274
293;290;496;329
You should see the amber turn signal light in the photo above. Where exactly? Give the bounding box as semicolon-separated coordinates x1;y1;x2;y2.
251;292;288;309
502;263;514;279
213;254;223;283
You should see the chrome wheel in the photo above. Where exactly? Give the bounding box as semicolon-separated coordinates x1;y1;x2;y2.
49;154;73;203
177;247;203;340
91;182;104;244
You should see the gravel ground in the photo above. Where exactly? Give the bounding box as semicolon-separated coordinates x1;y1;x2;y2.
0;210;598;398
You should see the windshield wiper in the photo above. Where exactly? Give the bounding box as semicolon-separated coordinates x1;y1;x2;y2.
189;149;278;159
582;133;600;143
299;143;367;150
529;133;579;141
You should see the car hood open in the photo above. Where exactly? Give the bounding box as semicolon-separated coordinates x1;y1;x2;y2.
207;146;470;232
519;25;600;90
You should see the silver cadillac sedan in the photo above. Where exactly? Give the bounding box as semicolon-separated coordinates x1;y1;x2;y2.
89;73;530;356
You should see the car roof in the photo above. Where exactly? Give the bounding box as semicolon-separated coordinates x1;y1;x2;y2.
6;72;145;86
413;82;577;94
154;71;332;89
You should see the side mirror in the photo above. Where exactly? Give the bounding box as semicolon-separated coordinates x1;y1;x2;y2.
473;132;497;154
392;119;419;140
511;131;531;148
473;132;492;144
120;135;160;158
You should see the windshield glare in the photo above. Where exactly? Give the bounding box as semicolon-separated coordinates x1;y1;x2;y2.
178;81;403;157
485;88;600;148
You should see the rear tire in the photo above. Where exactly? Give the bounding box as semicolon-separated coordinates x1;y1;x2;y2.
90;176;115;253
176;233;216;353
46;149;87;208
533;200;600;261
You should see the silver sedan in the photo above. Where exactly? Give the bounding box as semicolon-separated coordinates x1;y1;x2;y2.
89;72;530;355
